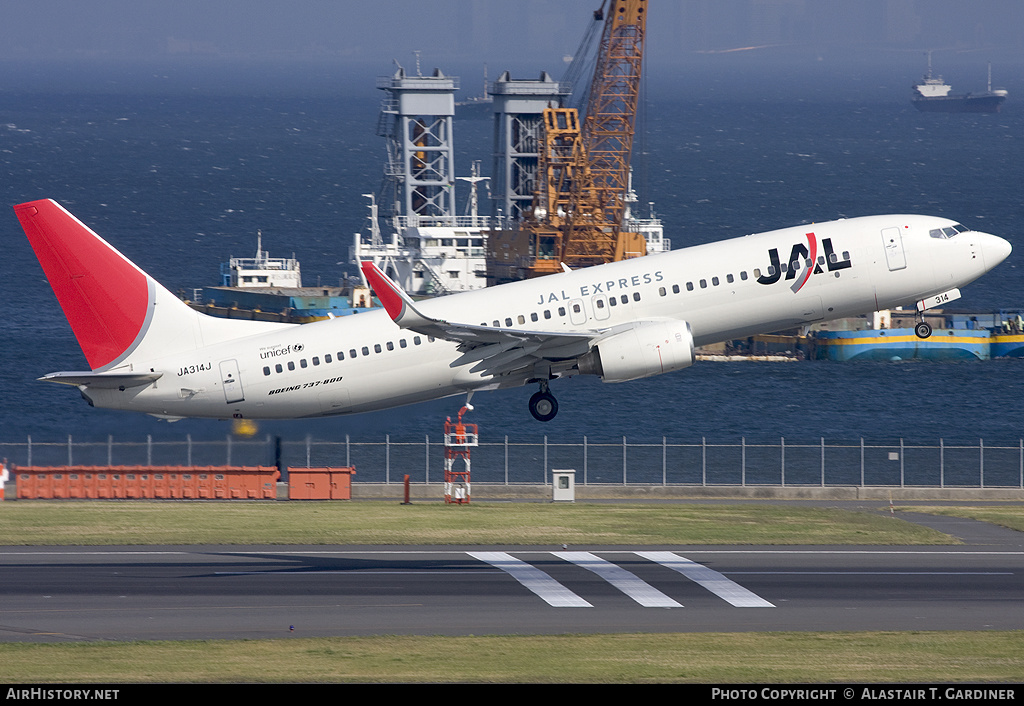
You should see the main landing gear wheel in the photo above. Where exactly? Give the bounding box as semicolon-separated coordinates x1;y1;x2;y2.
914;321;933;339
529;390;559;422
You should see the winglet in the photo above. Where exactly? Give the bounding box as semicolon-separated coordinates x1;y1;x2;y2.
359;260;436;329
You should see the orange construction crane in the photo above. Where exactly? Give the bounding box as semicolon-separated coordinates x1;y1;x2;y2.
486;0;648;283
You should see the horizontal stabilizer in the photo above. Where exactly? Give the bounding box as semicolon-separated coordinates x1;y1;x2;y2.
39;371;163;389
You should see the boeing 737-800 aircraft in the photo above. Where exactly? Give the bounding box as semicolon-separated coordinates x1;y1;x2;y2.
14;199;1011;421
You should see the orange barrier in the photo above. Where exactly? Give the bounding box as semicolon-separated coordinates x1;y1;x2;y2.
15;466;280;500
288;467;356;500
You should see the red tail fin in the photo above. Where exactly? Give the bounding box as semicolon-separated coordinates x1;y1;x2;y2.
14;199;150;370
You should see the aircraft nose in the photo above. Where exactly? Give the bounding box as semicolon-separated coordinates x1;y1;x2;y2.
984;233;1012;268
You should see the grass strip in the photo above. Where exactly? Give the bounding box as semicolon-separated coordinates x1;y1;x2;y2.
0;631;1021;683
0;501;952;545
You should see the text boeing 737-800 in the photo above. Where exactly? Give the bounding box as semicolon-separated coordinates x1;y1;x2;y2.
14;199;1011;422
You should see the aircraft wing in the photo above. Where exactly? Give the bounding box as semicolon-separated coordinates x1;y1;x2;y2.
360;261;599;377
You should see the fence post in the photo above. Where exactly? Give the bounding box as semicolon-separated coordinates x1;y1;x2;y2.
860;437;864;487
504;435;508;485
107;435;113;466
148;435;154;466
345;434;350;467
900;438;904;487
425;434;430;485
544;435;548;485
1019;439;1022;490
741;437;746;487
820;437;825;487
780;437;785;487
226;435;231;466
662;436;667;486
386;434;390;484
27;435;32;467
583;436;588;485
940;438;945;488
305;434;311;468
622;436;627;486
187;434;193;466
980;438;984;488
67;434;72;466
701;436;706;486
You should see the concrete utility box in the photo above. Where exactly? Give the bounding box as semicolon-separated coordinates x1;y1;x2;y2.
551;469;576;502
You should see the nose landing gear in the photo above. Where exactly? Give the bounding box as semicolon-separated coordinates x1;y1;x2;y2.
528;381;558;422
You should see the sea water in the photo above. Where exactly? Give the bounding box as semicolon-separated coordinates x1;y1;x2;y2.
1;63;1022;455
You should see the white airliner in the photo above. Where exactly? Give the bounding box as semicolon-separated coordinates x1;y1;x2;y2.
14;199;1011;422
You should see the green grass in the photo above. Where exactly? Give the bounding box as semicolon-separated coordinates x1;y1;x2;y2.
1;632;1022;683
0;500;953;545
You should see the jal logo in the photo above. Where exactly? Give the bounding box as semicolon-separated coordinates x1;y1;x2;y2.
756;233;851;292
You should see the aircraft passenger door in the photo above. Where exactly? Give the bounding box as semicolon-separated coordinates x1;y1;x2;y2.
219;359;245;404
881;227;907;271
592;295;610;321
569;298;588;325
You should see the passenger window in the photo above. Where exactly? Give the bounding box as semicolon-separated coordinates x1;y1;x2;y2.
740;271;748;280
620;295;628;304
517;315;526;325
596;299;605;308
686;282;694;291
263;366;271;376
386;341;394;351
325;354;333;363
373;344;381;354
414;336;422;345
633;292;641;302
558;307;566;316
712;277;719;286
275;364;283;373
300;359;307;368
726;274;734;283
658;287;666;296
544;310;552;319
572;303;581;313
505;317;513;327
312;357;320;366
672;284;680;294
699;279;707;289
362;346;369;356
287;361;295;371
531;312;538;322
350;349;357;358
609;297;617;307
400;339;407;348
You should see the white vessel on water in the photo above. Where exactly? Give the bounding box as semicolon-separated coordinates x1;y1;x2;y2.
911;54;1008;113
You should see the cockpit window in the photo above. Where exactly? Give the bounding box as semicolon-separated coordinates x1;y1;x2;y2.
930;223;971;239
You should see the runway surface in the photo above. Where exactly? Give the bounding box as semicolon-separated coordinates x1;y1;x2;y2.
1;513;1022;642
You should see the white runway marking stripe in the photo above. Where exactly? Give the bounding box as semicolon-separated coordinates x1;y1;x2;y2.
554;551;683;607
467;551;591;607
636;551;775;607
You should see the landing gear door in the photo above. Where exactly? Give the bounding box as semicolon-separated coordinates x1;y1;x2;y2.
219;359;244;404
881;227;907;271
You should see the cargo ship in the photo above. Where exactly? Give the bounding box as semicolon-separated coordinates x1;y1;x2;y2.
911;55;1008;113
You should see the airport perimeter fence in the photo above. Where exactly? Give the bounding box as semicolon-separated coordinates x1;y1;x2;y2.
2;434;1024;489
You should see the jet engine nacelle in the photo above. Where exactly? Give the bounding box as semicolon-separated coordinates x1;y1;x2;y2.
578;319;695;383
